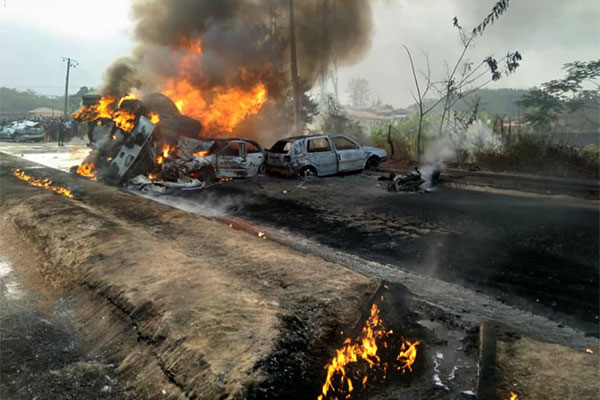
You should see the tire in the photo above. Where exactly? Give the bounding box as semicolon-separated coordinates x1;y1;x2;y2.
258;162;267;175
366;156;380;170
299;166;317;177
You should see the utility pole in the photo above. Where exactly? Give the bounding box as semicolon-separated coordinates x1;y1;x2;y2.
288;0;302;135
62;57;79;118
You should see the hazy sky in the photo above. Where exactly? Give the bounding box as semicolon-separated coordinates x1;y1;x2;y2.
1;0;598;107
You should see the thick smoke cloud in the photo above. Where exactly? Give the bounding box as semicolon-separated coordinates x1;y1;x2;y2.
103;0;377;97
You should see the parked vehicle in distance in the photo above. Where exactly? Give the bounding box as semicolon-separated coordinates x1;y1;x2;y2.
266;134;387;177
191;138;266;179
0;121;45;142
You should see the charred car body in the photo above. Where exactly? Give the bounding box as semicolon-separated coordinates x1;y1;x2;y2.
0;121;45;142
266;134;387;177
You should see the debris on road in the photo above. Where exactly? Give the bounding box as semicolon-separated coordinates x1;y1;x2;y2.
379;164;441;193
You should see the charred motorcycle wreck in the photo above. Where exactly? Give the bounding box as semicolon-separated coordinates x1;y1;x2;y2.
379;165;441;193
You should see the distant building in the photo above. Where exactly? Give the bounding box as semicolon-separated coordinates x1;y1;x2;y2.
344;105;412;133
27;107;64;118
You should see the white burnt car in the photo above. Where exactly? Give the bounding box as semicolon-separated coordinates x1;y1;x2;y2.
187;137;266;179
266;134;387;177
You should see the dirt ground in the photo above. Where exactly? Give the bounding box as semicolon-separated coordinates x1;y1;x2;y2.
0;153;386;399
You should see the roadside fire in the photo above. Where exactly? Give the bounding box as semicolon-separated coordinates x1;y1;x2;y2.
503;392;519;400
12;169;74;199
317;303;420;400
76;162;97;181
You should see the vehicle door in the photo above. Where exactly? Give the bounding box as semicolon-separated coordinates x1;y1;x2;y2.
215;141;247;178
244;141;265;176
332;136;366;172
306;137;337;176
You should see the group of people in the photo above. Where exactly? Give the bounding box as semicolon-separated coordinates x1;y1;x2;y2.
46;118;79;146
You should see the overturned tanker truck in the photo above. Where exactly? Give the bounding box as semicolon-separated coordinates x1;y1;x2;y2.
73;93;262;193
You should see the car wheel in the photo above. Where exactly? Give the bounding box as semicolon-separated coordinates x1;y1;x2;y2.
258;163;267;175
299;166;317;178
366;156;380;170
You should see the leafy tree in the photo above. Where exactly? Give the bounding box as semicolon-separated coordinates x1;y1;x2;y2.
518;60;600;131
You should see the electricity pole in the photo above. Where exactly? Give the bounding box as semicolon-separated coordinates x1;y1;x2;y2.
288;0;302;135
62;57;79;118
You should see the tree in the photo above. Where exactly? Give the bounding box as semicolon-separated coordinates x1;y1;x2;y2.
320;93;366;142
518;60;600;130
403;0;521;159
346;78;371;107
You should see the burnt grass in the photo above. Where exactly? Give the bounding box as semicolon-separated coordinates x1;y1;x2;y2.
184;177;599;336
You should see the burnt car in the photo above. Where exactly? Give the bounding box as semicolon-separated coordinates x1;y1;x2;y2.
183;137;266;179
266;134;387;177
0;121;45;142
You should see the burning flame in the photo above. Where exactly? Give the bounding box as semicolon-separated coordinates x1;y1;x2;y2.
160;36;268;134
502;392;519;400
113;109;137;133
117;92;139;108
76;162;97;181
73;95;116;120
12;169;74;199
149;111;160;124
396;339;420;373
156;143;177;165
193;150;210;157
258;232;266;239
317;303;419;400
73;93;143;133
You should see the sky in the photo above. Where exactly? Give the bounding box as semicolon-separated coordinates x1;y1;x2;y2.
1;0;598;107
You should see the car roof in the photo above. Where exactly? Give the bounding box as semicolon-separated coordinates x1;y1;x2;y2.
277;134;341;141
207;138;263;148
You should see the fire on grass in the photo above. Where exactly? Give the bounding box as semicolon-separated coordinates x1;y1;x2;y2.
12;169;74;199
317;302;420;400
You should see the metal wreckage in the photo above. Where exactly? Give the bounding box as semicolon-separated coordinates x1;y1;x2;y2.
72;93;266;194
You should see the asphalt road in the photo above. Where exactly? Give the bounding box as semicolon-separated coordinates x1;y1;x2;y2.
174;172;599;335
1;141;598;336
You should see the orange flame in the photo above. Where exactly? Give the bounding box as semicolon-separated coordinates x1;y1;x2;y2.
113;109;137;133
149;111;160;124
502;392;519;400
396;339;420;373
156;143;177;165
317;303;418;400
117;92;139;108
73;93;141;133
12;169;74;199
160;36;268;135
73;95;116;120
76;162;97;181
193;150;210;157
